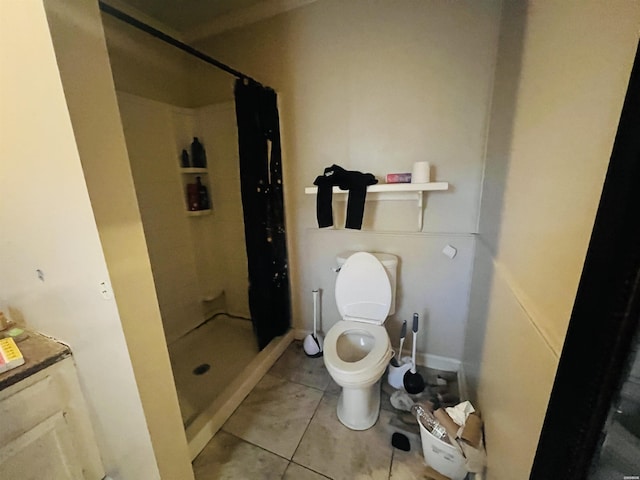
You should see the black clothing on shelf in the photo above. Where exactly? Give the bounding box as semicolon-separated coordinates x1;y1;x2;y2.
313;164;378;230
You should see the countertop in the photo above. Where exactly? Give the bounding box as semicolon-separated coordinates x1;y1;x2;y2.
0;331;71;391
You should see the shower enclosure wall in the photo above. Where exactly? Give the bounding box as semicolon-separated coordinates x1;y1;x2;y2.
117;92;259;424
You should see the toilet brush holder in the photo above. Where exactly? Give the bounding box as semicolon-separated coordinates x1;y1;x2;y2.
304;289;324;358
387;356;412;389
403;313;425;394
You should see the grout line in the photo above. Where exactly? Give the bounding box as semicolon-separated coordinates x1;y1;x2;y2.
221;430;293;463
268;369;331;394
287;461;333;479
288;386;326;462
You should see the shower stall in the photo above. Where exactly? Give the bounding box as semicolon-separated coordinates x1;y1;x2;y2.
102;3;292;458
115;91;292;456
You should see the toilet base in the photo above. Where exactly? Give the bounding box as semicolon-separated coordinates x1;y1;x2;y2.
336;380;381;430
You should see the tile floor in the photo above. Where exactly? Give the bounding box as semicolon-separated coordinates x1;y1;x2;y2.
192;340;463;480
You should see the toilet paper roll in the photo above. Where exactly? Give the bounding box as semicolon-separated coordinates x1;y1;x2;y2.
412;161;431;183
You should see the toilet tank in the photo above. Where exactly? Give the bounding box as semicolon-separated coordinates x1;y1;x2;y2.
337;251;398;315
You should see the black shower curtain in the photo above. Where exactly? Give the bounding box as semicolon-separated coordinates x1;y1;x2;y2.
235;80;290;350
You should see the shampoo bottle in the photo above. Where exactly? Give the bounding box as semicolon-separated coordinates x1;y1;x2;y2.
181;149;190;168
191;137;207;168
196;176;210;210
187;183;200;211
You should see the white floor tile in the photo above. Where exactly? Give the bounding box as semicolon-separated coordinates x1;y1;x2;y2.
293;394;394;480
192;430;289;480
223;373;323;459
269;341;331;391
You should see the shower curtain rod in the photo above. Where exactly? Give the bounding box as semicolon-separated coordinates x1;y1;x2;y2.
98;1;261;86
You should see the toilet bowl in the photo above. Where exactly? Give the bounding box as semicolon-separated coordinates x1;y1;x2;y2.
323;251;397;430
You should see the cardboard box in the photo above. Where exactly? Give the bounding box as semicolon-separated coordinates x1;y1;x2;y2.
386;173;412;183
461;413;483;448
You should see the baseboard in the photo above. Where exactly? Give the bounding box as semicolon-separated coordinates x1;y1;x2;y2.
294;328;312;340
417;352;461;372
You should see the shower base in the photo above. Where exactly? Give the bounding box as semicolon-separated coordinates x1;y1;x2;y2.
168;314;293;460
168;315;259;427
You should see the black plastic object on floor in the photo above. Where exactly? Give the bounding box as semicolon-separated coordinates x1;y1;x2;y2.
391;432;411;452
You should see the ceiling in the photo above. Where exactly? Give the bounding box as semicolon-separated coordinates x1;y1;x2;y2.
110;0;296;38
114;0;264;31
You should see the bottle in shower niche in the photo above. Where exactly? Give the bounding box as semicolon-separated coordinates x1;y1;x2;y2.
187;183;200;211
191;137;207;168
180;149;190;168
196;176;210;210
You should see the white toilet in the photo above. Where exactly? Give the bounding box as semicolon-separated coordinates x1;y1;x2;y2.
323;251;397;430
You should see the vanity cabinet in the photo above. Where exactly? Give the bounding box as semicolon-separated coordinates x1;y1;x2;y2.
0;334;104;480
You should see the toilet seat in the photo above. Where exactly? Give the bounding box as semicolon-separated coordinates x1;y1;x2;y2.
323;321;391;380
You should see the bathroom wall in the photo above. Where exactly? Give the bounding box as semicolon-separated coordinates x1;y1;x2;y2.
117;93;250;343
0;1;194;479
44;0;196;478
101;9;231;107
463;1;640;478
196;103;251;319
306;230;475;364
190;0;503;359
116;94;205;343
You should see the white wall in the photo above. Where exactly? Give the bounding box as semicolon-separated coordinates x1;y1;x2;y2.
0;1;161;479
117;94;206;343
101;10;232;107
33;0;194;478
192;0;503;359
196;103;251;319
117;93;250;343
306;230;475;361
463;1;640;478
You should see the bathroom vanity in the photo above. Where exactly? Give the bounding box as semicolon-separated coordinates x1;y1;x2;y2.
0;332;104;479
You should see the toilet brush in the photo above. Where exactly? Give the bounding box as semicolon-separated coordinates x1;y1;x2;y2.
303;289;323;357
393;320;407;367
403;313;425;394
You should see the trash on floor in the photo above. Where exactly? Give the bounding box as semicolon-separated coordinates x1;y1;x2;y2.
383;362;486;480
418;400;487;480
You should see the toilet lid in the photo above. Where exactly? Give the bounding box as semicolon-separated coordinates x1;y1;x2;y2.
335;252;391;325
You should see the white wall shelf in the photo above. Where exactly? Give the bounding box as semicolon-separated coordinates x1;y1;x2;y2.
186;209;212;217
179;166;211;215
304;182;448;195
304;182;449;231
